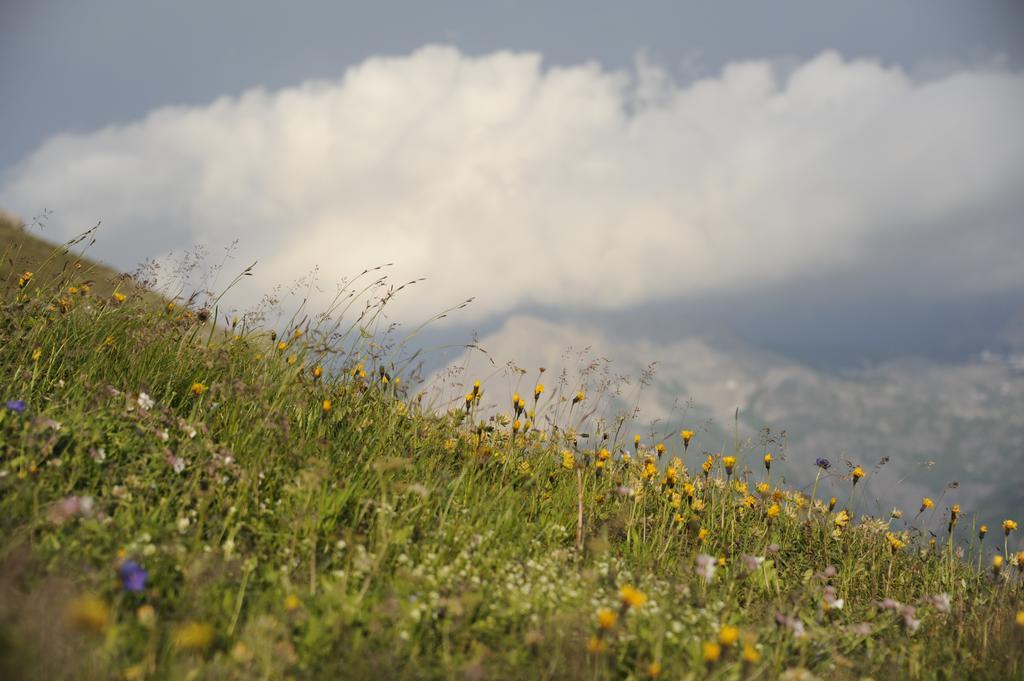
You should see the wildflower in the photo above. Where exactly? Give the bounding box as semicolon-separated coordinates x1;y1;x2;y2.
742;644;760;664
767;504;781;520
562;450;575;470
534;383;544;400
655;442;666;457
136;604;156;628
5;399;26;414
65;595;110;633
619;585;647;609
900;605;921;632
284;594;301;611
925;593;951;614
293;328;303;338
634;434;641;449
828;497;837;512
756;481;770;495
277;340;288;351
117;560;149;592
512;420;521;433
312;365;323;379
596;608;617;630
1016;611;1024;628
993;554;1004;576
190;382;207;396
31;347;42;362
67;286;79;295
979;525;988;541
722;456;736;476
702;455;714;476
585;635;607;653
920;497;934;512
815;457;831;470
112;291;126;303
1015;551;1024;570
851;466;865;483
886;532;905;552
703;642;721;663
763;452;772;471
646;661;662;678
18;270;33;288
891;508;903;519
834;509;851;529
681;430;694;449
573;390;585;405
692;498;706;512
695;554;716;583
322;399;332;413
742;495;757;509
1004;519;1018;535
174;621;215;651
719;625;739;646
822;585;844;611
698;527;709;542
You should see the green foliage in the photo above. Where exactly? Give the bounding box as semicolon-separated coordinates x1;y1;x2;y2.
0;233;1022;680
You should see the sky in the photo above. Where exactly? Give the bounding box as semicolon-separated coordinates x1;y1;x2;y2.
2;1;1024;366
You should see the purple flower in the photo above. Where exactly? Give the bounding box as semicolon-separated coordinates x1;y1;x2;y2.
118;560;149;592
5;399;26;414
815;457;831;470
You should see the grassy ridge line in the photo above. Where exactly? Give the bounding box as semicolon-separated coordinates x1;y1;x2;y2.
0;237;1022;680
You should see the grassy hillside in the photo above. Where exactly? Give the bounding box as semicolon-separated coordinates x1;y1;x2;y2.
1;230;1022;680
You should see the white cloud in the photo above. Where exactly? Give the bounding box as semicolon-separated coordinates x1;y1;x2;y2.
3;46;1023;321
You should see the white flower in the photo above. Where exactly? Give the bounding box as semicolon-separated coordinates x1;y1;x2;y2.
138;392;154;410
157;430;169;442
177;517;191;533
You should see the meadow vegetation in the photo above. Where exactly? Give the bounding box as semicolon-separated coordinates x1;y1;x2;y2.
1;219;1022;680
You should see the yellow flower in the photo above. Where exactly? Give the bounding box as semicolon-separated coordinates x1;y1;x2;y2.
18;270;33;288
322;399;332;413
293;328;303;338
851;466;865;483
697;527;709;542
173;621;215;651
1015;551;1024;570
596;608;617;630
277;340;288;351
767;504;781;520
703;642;721;663
717;556;726;567
742;644;760;664
681;430;694;446
756;482;770;495
646;661;662;678
920;497;934;511
763;452;772;469
834;509;851;529
512;420;521;433
562;450;575;470
190;382;207;396
702;455;714;475
67;286;79;295
719;625;740;646
31;347;42;362
1004;519;1018;535
886;532;906;552
312;365;323;379
742;495;758;509
1016;611;1024;628
534;383;544;399
979;525;988;540
692;499;706;513
286;355;297;365
828;497;837;511
619;585;647;609
284;594;301;611
654;443;666;457
65;595;109;633
573;390;585;404
585;635;607;653
136;604;156;628
993;554;1004;572
722;456;736;475
112;291;126;303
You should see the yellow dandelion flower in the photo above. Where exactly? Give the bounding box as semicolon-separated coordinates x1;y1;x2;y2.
286;355;297;365
851;466;865;483
1016;611;1024;628
692;499;706;513
190;382;207;396
634;434;641;448
920;497;934;511
763;452;772;469
722;456;736;475
829;497;837;511
18;271;33;288
293;328;303;338
562;450;575;470
619;585;647;609
703;642;721;663
573;390;585;404
112;291;126;303
698;527;709;542
512;420;521;433
719;625;740;646
313;365;323;379
743;495;758;509
717;556;727;567
655;443;666;456
322;399;332;413
67;286;79;295
31;347;42;362
767;504;781;520
596;608;617;630
993;554;1004;573
702;455;714;475
173;621;215;651
979;525;988;541
534;383;544;399
284;594;301;611
1004;519;1018;535
756;482;770;495
681;429;694;447
835;509;851;529
886;532;906;552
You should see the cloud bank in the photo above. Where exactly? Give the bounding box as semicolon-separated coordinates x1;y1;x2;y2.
3;46;1023;321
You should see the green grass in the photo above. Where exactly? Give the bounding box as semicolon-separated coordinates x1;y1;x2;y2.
0;228;1022;680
